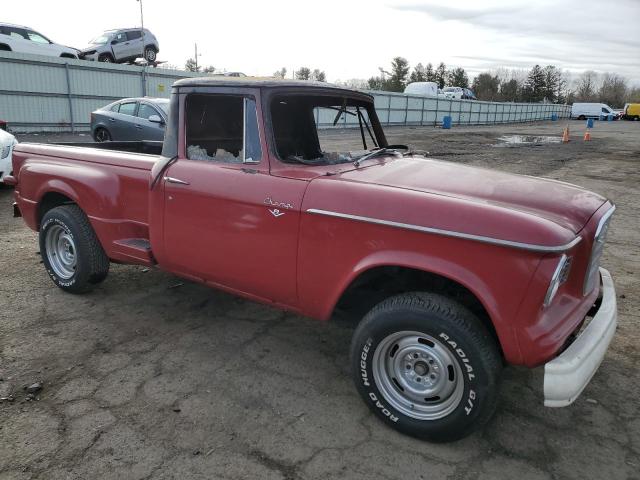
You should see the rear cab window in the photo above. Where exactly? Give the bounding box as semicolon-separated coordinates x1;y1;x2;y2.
185;94;261;164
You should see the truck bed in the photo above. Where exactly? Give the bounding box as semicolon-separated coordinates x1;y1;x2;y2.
12;142;158;265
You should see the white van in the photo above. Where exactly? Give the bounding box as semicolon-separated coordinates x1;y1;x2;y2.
571;103;617;120
404;82;441;97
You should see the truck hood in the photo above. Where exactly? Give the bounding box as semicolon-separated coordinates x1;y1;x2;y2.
303;156;607;248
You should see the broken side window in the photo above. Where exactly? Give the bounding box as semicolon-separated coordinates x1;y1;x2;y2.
185;94;261;164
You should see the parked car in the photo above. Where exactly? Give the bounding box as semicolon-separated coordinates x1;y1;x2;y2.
91;97;169;142
571;102;617;120
79;28;159;64
404;82;442;97
622;103;640;120
0;23;78;58
462;88;477;100
442;87;476;100
0;128;17;183
7;79;617;443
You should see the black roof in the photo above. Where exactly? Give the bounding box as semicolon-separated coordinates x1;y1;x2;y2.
173;76;371;97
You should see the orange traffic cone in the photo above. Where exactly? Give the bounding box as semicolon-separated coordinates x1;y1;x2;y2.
562;126;570;143
584;130;591;141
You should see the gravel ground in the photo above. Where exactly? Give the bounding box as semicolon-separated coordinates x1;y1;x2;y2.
1;120;639;479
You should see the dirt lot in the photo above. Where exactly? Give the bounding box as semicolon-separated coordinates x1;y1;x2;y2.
1;121;639;479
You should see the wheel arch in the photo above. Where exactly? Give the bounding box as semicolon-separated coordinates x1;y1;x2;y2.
331;261;507;360
0;43;11;51
37;190;79;229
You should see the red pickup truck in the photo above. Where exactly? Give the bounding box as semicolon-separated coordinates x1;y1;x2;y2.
7;78;617;442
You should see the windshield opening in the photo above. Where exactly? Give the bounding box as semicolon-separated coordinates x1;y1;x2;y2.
90;34;111;45
270;94;381;166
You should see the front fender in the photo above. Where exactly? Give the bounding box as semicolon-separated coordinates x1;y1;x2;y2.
297;213;543;364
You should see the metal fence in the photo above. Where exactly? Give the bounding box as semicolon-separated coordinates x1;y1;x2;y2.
0;51;209;133
0;51;571;133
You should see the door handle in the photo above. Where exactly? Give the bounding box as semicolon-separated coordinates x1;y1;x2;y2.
164;176;190;185
109;118;115;122
135;124;142;129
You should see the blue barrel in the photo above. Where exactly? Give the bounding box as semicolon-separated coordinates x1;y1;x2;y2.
599;114;604;121
608;114;613;122
442;116;452;129
587;118;594;129
551;113;558;121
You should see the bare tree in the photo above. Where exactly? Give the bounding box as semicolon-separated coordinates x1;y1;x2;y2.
575;71;599;102
310;69;326;82
273;67;287;79
295;67;311;80
599;73;628;107
185;58;200;72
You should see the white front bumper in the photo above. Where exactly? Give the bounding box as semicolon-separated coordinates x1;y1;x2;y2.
544;268;617;407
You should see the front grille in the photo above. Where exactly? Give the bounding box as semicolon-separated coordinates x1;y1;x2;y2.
583;206;615;295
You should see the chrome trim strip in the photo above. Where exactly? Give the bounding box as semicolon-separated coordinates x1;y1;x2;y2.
594;204;615;238
306;209;582;252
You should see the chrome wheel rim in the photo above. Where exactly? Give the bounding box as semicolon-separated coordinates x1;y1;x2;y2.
372;331;464;420
45;225;77;279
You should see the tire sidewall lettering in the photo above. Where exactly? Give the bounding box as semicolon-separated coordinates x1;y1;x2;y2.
42;216;77;287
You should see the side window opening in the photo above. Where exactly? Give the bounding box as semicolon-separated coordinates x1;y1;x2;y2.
185;94;261;164
137;103;159;120
118;102;137;116
126;30;142;40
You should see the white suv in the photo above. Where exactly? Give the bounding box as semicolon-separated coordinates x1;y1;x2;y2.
79;28;160;64
0;23;78;58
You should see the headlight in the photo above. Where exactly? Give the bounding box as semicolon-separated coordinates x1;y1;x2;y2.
0;144;11;159
544;254;572;307
583;206;615;295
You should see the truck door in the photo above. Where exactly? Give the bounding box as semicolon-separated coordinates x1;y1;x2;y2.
161;93;306;305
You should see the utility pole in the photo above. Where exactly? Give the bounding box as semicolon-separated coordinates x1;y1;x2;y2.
195;43;198;71
137;0;145;62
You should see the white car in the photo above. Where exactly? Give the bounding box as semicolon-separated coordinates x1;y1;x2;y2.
0;128;18;183
0;23;78;58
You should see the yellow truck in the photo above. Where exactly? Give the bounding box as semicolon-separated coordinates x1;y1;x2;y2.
622;103;640;120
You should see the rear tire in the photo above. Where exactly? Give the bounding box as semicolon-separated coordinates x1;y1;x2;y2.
350;292;501;442
578;115;586;120
94;127;111;142
39;205;109;293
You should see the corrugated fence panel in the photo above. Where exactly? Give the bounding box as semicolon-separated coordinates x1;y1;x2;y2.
0;51;572;132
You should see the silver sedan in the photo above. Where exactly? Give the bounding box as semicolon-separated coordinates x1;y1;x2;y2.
91;98;169;142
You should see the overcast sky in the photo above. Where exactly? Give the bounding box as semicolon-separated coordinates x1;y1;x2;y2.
5;0;640;84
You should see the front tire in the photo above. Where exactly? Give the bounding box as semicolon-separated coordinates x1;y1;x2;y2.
350;293;501;442
39;205;109;293
144;47;156;62
98;53;114;63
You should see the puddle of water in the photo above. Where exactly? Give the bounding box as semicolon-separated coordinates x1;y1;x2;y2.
495;135;562;147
